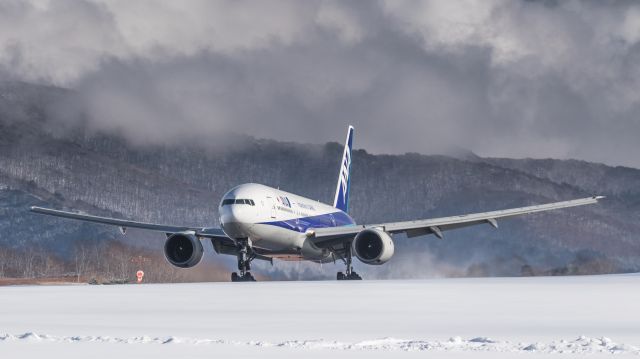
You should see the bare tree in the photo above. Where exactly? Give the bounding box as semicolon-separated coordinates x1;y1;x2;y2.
21;249;36;278
0;247;9;277
73;242;90;282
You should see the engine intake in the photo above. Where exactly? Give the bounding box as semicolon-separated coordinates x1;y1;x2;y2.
164;233;204;268
352;228;394;265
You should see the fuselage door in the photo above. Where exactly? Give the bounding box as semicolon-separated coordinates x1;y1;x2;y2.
266;196;277;218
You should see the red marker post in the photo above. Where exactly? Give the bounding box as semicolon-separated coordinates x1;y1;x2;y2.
136;270;144;283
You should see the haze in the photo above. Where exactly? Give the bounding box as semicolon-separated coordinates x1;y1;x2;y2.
1;0;639;167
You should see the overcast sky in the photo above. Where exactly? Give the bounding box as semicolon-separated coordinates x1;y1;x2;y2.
1;0;640;167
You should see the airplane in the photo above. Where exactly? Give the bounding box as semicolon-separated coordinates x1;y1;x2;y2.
31;126;604;282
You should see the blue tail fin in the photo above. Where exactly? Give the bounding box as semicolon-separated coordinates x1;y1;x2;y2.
333;125;354;213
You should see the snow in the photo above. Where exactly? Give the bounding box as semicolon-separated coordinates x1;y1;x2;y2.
1;274;639;358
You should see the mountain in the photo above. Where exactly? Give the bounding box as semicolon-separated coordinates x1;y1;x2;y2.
1;82;639;279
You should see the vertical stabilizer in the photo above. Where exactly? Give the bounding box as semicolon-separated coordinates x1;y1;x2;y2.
333;125;354;213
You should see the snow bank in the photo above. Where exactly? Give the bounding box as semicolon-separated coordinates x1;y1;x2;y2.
1;332;638;355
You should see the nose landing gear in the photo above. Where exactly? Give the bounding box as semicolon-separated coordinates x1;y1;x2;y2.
231;239;256;282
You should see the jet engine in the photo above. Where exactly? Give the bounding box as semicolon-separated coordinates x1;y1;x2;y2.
352;228;394;265
164;233;204;268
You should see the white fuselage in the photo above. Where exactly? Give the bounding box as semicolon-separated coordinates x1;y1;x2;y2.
218;183;355;262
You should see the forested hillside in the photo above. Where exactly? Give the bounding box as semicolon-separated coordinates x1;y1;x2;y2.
1;82;639;280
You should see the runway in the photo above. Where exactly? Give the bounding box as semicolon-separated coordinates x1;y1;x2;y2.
1;275;639;358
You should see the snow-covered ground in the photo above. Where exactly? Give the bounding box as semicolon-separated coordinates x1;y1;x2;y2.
1;275;639;358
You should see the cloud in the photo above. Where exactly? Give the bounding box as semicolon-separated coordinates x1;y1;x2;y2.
2;0;640;167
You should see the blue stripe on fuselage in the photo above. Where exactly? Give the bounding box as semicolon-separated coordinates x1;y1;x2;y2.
258;211;355;233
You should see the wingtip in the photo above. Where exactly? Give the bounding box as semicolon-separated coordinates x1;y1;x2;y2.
594;195;606;200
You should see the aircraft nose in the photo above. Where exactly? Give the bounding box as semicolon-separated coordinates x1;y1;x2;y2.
219;205;239;224
219;205;253;238
220;201;252;222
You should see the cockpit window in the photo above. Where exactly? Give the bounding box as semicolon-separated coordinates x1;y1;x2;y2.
221;199;255;206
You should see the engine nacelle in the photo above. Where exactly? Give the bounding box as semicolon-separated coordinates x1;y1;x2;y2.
352;228;395;265
164;233;204;268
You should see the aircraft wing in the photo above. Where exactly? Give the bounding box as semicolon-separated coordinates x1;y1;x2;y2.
30;206;228;239
308;196;604;247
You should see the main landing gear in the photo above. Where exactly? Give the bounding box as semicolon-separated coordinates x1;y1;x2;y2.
336;246;362;280
231;239;256;282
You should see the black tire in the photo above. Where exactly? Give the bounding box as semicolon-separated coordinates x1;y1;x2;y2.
343;272;361;280
231;272;239;282
337;272;345;280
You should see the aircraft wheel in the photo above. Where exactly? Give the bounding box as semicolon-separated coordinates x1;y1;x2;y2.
337;272;345;280
245;272;256;282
